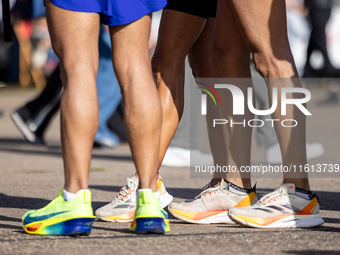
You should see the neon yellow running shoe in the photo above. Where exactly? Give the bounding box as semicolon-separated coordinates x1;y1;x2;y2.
22;190;96;235
130;190;170;234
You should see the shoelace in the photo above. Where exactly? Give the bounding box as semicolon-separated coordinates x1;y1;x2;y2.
195;182;221;199
113;176;138;202
201;181;212;191
257;187;287;206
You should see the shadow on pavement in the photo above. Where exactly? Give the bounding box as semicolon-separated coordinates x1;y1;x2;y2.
0;138;39;145
89;185;122;193
89;185;203;200
0;223;22;230
308;225;340;233
0;146;132;162
0;193;50;209
284;250;340;255
3;229;291;242
322;217;340;224
1;187;339;233
0;216;24;231
0;215;22;223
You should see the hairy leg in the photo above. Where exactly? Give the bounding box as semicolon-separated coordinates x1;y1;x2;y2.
229;0;309;189
45;0;100;193
110;15;161;191
152;10;206;165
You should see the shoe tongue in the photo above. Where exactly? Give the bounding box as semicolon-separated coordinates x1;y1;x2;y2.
130;174;139;184
220;178;228;189
58;189;64;197
281;183;296;194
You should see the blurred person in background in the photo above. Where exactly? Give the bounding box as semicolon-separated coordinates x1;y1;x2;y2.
1;0;18;118
0;0;17;83
11;0;48;89
304;0;339;104
11;26;126;149
10;0;126;148
286;0;311;76
0;0;18;83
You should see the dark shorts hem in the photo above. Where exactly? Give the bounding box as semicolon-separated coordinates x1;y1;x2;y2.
164;0;217;19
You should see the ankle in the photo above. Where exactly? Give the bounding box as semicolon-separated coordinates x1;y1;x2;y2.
226;178;251;189
138;180;158;192
63;189;88;202
283;179;310;191
211;178;221;187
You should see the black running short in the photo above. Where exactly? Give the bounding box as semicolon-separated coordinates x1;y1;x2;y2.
164;0;218;19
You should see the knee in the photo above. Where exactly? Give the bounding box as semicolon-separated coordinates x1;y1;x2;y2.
252;51;297;79
152;51;183;74
188;57;213;78
59;58;98;86
52;44;98;85
151;53;166;82
151;53;184;112
151;52;184;89
212;42;250;76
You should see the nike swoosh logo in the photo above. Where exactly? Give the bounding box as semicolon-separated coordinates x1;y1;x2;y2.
24;211;70;225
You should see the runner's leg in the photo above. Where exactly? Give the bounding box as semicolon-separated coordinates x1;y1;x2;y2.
212;0;253;188
152;10;206;164
21;0;100;236
229;0;309;189
188;18;229;186
109;15;162;191
45;0;100;193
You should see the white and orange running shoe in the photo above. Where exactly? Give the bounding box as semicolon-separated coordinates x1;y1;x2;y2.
95;175;173;222
228;183;324;228
168;179;258;224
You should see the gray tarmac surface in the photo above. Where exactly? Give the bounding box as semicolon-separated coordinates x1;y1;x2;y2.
0;87;339;255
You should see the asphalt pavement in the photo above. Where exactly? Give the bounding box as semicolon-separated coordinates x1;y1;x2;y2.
0;87;339;255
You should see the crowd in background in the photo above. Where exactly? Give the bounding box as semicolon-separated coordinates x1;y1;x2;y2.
0;0;339;154
1;0;339;84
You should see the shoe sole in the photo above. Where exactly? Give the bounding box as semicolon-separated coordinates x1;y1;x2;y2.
229;213;324;228
97;192;173;223
11;111;36;143
168;207;234;224
97;210;136;223
132;217;169;234
23;217;96;235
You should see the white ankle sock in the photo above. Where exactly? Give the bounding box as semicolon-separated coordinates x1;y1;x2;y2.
63;189;88;202
136;189;151;199
136;189;160;200
153;190;161;200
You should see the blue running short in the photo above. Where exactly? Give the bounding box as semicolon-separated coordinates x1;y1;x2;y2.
50;0;167;26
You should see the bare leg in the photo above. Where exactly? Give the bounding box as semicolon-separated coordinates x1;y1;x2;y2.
110;15;162;192
188;18;216;78
212;0;253;189
188;18;229;187
229;0;309;190
152;10;206;164
45;0;100;193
